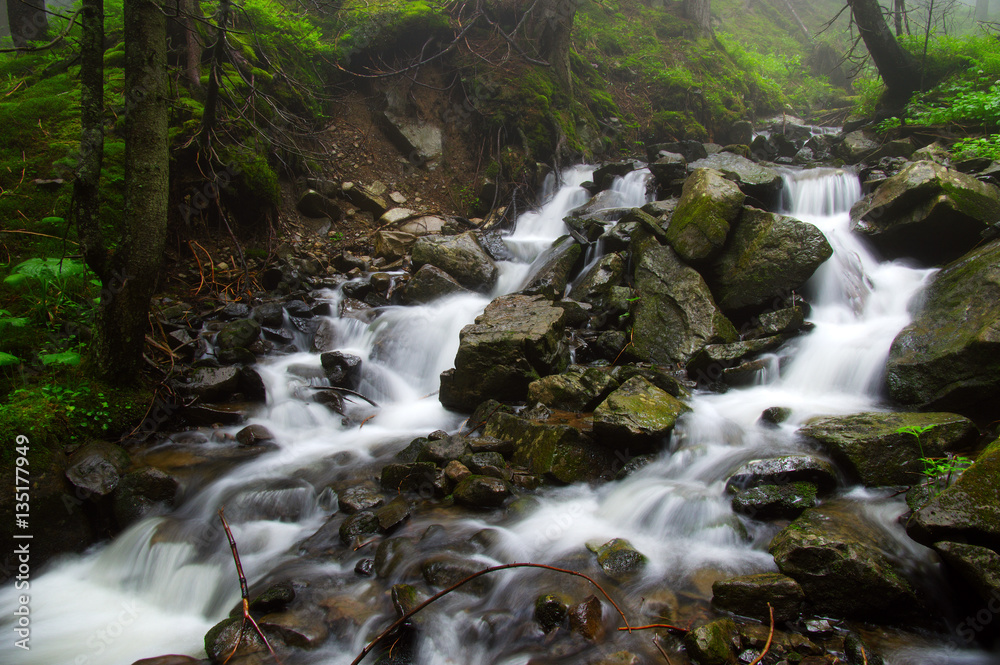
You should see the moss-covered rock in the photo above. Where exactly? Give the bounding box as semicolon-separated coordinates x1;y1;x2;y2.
452;474;512;508
799;411;977;487
687;152;783;204
401;264;469;304
684;618;739;665
522;235;582;298
666;168;745;262
527;364;619;412
590;537;648;580
851;161;1000;266
725;455;839;495
534;593;569;633
731;482;818;520
710;207;832;314
593;376;690;453
886;240;1000;417
411;232;498;293
712;572;804;623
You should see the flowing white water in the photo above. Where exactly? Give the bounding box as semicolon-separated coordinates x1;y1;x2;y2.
1;166;992;665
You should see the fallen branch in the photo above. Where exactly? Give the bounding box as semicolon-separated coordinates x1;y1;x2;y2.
618;623;688;633
351;562;631;665
219;508;284;665
652;636;674;665
747;603;774;665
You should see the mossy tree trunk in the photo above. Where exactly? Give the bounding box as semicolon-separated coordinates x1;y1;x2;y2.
92;0;169;382
894;0;908;35
526;0;578;94
683;0;711;37
847;0;921;104
73;0;107;281
182;0;202;88
7;0;49;48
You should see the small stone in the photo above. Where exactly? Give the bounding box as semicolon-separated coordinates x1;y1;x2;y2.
568;595;604;641
355;559;375;576
444;460;471;485
235;424;274;447
534;594;568;633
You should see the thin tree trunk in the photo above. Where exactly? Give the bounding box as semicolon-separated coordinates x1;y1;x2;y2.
198;0;231;149
894;0;906;36
182;0;202;88
525;0;578;94
7;0;49;48
847;0;921;103
683;0;711;37
93;0;169;381
73;0;108;282
779;0;811;41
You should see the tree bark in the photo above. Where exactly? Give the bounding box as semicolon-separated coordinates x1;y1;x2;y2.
7;0;49;48
92;0;169;382
847;0;921;103
182;0;202;88
198;0;230;149
73;0;107;282
894;0;907;36
526;0;578;93
683;0;711;37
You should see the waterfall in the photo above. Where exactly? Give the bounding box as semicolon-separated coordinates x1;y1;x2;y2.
0;167;991;665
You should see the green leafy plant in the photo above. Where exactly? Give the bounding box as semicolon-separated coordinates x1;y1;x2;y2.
896;424;972;489
38;383;116;433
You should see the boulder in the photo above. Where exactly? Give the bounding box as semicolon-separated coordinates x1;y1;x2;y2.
666;168;745;262
725;455;839;495
686;336;789;385
297;189;335;218
934;541;1000;605
907;438;1000;551
838;130;879;164
799;411;978;487
484;410;615;484
851;161;1000;265
710;207;832;314
567;251;626;309
886;240;1000;417
593;376;690;453
590;537;648;580
339;511;380;545
380;462;444;495
769;501;921;620
439;294;569;411
113;467;179;526
452;474;512;508
401;264;470;304
65;440;130;496
684;618;739;665
421;555;491;595
411;232;498;292
630;242;738;365
373;230;417;262
399;215;447;236
374;496;411;532
648;152;687;186
338;484;384;514
527;365;619;412
522;235;582;298
712;572;804;623
215;318;261;350
320;351;363;389
380;111;443;166
259;608;329;650
416;436;472;466
731;482;818;520
687;152;784;203
235;423;274;446
341;182;388;217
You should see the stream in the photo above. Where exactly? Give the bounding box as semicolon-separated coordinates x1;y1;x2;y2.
2;165;996;665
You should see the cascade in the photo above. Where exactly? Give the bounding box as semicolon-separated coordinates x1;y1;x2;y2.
1;167;993;665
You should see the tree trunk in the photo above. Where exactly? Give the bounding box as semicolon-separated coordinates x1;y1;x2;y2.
894;0;907;36
847;0;921;103
7;0;49;48
182;0;202;88
198;0;231;149
73;0;107;282
683;0;711;37
527;0;578;93
92;0;169;382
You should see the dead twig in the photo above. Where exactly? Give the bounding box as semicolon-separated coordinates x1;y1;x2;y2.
652;636;674;665
218;508;284;665
351;562;631;665
747;603;775;665
618;623;688;633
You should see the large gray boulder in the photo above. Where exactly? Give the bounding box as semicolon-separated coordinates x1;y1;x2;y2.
439;294;569;411
411;232;498;292
799;411;977;487
527;365;619;412
630;241;738;365
769;501;922;621
568;252;626;305
401;264;470;304
851;161;1000;265
687;152;783;202
665;168;745;263
593;376;690;453
710;207;832;314
522;235;582;298
886;240;1000;417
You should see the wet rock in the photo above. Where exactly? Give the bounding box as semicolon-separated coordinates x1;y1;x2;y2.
593;161;637;190
380;462;444;495
591;538;648;580
527;365;619;412
341;181;388;217
338;484;384;514
421;555;492;595
380;110;443;165
411;231;498;292
112;467;179;526
630;241;737;365
66;440;130;496
236;424;274;447
755;306;808;336
907;438;1000;553
522;235;582;298
769;501;922;620
851;161;1000;265
182;366;241;401
374;230;418;262
731;482;818;520
401;264;469;304
444;460;471;485
204;616;279;663
417;436;472;466
391;583;423;619
844;633;886;665
649;140;708;163
297;189;334;218
375;496;411;532
710;207;832;314
712;572;804;623
684;618;739;665
534;593;569;633
687;152;784;203
485;410;615;484
131;657;202;665
666;168;745;262
247;582;295;615
339;510;380;545
251;303;285;329
568;252;626;305
181;403;252;426
320;351;363;389
886;240;1000;417
375;537;417;578
568;595;605;641
838;130;879;164
687;336;787;384
452;475;512;508
593;376;690;453
609;365;691;399
461;451;507;477
216;318;261;350
439;294;569;411
799;411;977;487
216;347;255;365
933;541;1000;605
725;455;839;495
649;152;687;187
260;608;329;649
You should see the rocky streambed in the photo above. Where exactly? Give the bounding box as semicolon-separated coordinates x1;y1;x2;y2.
5;123;1000;665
